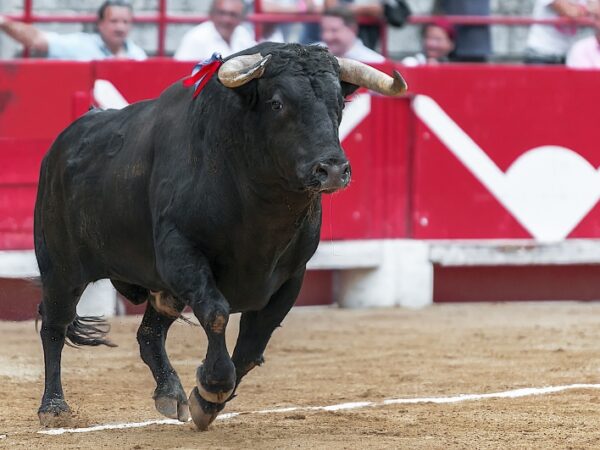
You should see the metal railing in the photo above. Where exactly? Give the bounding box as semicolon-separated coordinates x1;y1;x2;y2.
5;0;596;58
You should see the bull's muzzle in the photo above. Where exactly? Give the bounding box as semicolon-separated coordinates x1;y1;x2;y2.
312;160;351;193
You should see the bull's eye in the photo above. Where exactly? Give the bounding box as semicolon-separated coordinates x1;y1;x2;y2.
269;100;283;111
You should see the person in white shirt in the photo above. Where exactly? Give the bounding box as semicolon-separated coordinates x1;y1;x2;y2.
174;0;256;61
567;0;600;68
259;0;323;43
319;6;385;63
0;0;146;60
525;0;593;64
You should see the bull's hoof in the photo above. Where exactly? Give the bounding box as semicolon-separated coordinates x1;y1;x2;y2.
155;396;190;422
189;387;221;431
195;364;235;404
153;380;190;422
38;399;72;428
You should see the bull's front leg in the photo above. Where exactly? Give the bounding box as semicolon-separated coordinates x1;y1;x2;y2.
231;273;303;386
155;232;235;431
187;279;236;430
183;273;304;427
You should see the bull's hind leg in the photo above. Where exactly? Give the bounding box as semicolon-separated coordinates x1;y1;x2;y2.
137;299;190;422
38;271;114;427
37;278;81;427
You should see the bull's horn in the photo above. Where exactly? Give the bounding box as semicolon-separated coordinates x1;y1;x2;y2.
337;57;407;96
218;53;272;88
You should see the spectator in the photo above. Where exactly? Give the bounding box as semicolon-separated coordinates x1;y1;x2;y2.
260;0;323;43
323;0;383;49
402;18;456;66
319;6;384;63
301;0;382;48
0;0;146;60
174;0;257;61
566;1;600;68
434;0;491;62
525;0;592;64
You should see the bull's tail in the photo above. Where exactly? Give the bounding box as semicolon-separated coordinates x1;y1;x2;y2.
65;315;117;348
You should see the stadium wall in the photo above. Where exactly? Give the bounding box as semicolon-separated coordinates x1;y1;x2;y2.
1;60;600;319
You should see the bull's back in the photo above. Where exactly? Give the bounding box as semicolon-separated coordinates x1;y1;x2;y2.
36;102;159;281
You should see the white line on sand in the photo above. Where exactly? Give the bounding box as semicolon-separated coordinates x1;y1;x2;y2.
38;383;600;436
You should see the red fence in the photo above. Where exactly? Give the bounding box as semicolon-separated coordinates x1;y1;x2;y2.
2;60;600;316
2;60;600;250
5;0;597;58
408;65;600;241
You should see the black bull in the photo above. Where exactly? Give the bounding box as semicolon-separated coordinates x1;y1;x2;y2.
34;43;406;430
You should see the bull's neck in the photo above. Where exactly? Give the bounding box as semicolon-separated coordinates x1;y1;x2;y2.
236;184;322;259
234;167;321;227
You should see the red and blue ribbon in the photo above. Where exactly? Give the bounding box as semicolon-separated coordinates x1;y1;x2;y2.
182;53;224;99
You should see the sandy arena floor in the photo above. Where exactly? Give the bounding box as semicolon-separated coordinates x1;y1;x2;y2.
2;301;600;449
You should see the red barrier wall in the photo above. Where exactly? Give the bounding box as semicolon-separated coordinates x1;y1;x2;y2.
4;61;600;242
405;65;600;240
0;138;50;249
322;95;412;240
2;60;600;313
3;61;600;245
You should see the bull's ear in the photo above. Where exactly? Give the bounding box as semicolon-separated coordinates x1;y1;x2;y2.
341;81;360;98
232;81;259;109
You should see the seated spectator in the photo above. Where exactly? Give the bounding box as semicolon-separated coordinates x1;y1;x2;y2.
567;1;600;68
525;0;592;64
319;0;383;49
260;0;323;43
402;18;456;66
434;0;491;62
174;0;257;61
299;0;383;47
319;6;384;63
0;0;146;60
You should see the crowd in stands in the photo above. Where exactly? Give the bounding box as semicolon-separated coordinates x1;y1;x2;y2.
0;0;599;69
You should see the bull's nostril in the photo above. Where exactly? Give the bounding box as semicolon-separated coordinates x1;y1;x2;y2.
311;161;350;190
314;163;329;181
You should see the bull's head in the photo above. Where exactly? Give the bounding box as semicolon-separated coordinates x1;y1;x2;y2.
215;44;407;195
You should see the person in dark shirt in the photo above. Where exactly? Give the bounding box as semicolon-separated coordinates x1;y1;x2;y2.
434;0;492;62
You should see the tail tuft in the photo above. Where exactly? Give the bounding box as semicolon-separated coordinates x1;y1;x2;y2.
66;315;117;348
